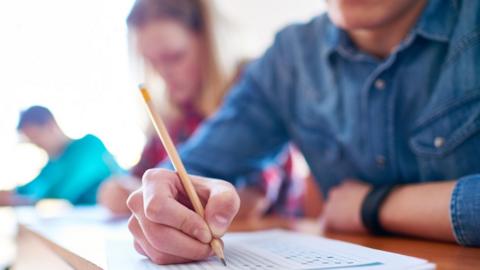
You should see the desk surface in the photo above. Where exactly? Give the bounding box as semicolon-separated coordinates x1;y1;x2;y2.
13;212;480;270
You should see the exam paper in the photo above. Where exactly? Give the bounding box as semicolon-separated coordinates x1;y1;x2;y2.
107;230;435;270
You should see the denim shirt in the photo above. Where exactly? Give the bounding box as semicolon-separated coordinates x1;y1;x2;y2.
171;0;480;246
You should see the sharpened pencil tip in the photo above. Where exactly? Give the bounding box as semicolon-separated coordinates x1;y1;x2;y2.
220;258;227;266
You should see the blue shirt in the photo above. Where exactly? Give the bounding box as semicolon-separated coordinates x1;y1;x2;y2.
169;0;480;246
16;134;122;205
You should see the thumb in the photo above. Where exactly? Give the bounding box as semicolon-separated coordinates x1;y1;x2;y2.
204;181;240;238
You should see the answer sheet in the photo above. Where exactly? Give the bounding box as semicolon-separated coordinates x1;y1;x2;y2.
107;230;435;270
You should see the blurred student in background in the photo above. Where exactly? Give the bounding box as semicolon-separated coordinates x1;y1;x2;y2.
97;0;308;218
0;106;121;206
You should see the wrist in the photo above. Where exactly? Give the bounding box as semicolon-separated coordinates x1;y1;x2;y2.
378;185;404;232
361;185;397;235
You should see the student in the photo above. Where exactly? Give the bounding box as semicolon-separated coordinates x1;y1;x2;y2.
98;0;306;217
0;106;121;206
126;0;480;264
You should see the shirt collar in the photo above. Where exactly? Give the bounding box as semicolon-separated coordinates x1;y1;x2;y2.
322;0;460;58
414;0;459;42
322;17;343;58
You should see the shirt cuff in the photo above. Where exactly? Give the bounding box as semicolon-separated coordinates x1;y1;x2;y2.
450;174;480;246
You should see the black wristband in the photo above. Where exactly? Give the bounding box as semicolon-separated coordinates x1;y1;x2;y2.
361;185;396;235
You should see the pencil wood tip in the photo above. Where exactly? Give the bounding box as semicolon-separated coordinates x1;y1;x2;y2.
138;84;152;102
220;258;227;266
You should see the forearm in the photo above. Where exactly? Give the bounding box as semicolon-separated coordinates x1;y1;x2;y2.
324;176;479;246
0;190;33;206
379;181;456;242
10;194;33;206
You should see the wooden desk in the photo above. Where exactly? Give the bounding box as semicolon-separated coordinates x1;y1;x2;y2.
13;216;480;270
13;226;72;270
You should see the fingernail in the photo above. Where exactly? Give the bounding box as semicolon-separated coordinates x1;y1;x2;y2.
193;228;211;243
210;215;229;236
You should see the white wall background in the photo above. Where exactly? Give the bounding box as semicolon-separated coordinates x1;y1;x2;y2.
0;0;325;189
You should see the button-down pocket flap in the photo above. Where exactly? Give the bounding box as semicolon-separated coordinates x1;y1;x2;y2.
409;90;480;158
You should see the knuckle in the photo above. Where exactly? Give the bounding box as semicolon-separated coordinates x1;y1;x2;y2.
144;202;166;221
126;191;141;211
127;216;138;233
218;180;237;194
142;168;173;186
142;169;158;185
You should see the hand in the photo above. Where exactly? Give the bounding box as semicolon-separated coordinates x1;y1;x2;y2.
0;190;13;206
98;175;141;215
127;169;240;265
323;180;371;233
236;187;269;220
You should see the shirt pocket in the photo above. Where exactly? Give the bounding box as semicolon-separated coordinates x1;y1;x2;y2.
409;89;480;180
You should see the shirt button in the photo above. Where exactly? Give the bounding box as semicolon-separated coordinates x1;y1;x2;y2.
376;155;386;167
374;79;386;90
434;137;445;148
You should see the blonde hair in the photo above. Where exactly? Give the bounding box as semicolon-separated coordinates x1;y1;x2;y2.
127;0;235;123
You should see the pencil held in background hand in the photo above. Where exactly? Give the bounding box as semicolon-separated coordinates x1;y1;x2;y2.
138;84;227;266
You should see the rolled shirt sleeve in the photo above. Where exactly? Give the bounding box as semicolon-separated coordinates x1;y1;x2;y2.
450;174;480;246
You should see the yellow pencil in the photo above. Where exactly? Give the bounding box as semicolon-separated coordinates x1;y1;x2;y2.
138;84;226;266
